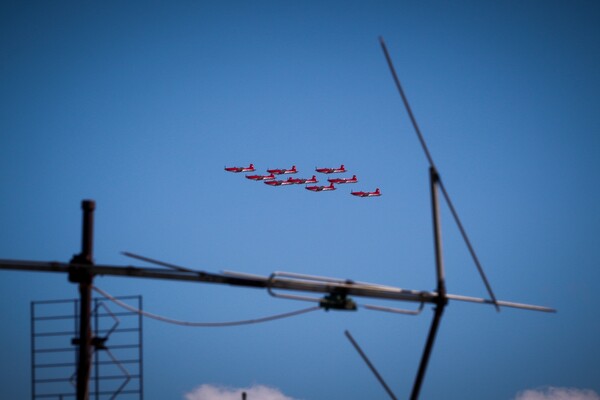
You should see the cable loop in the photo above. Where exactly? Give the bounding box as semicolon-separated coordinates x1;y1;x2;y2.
92;286;319;328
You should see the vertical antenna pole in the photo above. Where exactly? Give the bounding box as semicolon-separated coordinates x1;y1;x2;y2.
69;200;96;400
80;200;95;263
430;168;446;298
410;169;448;400
94;298;99;400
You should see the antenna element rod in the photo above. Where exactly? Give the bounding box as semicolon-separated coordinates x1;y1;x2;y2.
437;179;500;310
379;36;436;168
345;330;398;400
379;36;499;311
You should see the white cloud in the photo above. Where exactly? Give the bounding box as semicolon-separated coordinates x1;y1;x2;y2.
515;387;600;400
184;384;298;400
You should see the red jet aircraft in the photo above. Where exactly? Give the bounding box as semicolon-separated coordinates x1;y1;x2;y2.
225;163;255;173
351;188;381;197
305;183;336;192
315;164;346;174
264;179;294;186
267;165;297;175
245;173;276;181
328;175;358;184
287;175;318;184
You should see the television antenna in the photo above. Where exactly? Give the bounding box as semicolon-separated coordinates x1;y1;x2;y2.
0;38;554;400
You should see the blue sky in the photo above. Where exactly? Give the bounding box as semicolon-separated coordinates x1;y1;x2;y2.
1;1;599;399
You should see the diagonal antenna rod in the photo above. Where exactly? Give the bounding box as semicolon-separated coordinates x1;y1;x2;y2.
379;36;499;311
345;330;398;400
379;37;435;169
436;179;499;311
121;251;197;273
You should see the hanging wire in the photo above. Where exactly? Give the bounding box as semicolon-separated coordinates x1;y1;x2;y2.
92;286;320;328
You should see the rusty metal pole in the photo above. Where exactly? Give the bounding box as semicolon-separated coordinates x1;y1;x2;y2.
69;200;96;400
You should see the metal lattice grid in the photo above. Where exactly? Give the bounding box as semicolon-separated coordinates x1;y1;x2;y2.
31;296;143;400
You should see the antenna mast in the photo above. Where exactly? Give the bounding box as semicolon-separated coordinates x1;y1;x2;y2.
68;200;96;400
410;168;447;399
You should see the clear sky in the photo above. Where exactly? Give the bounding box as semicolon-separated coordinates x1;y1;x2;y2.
1;1;599;399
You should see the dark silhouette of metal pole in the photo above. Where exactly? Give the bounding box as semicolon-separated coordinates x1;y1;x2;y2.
429;168;446;299
410;168;448;400
345;330;398;400
69;200;95;400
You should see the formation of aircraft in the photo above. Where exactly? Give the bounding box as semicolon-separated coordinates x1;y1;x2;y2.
224;163;255;173
226;164;380;197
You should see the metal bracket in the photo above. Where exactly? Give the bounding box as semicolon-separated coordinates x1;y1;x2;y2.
267;271;358;311
320;293;357;311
